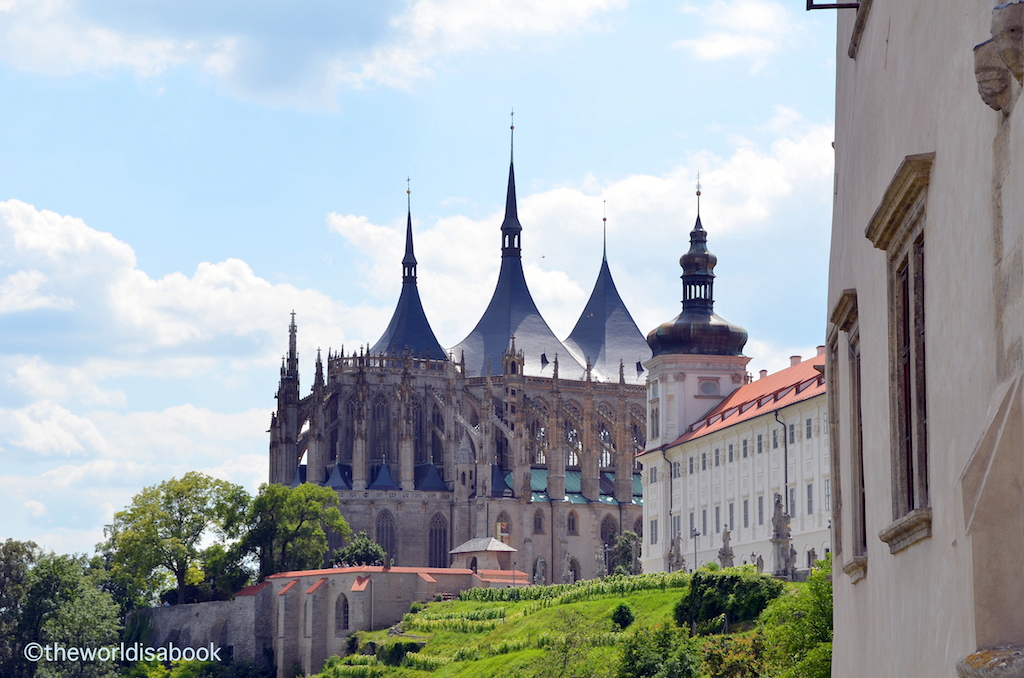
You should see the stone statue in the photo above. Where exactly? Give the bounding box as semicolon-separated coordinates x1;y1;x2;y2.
534;557;546;585
808;547;818;568
722;526;731;551
718;525;735;568
562;551;573;584
595;548;607;578
789;544;798;578
756;554;764;573
771;494;790;540
975;39;1013;111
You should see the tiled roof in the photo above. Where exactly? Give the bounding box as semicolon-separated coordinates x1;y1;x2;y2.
649;352;826;451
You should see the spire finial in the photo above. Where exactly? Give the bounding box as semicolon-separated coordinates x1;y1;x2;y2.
407;176;411;212
510;108;514;162
403;182;417;282
602;200;607;262
696;171;702;217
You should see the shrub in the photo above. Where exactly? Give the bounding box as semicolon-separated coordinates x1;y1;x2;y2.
611;603;635;630
675;566;784;635
616;625;699;678
409;601;425;614
760;555;833;678
376;639;422;666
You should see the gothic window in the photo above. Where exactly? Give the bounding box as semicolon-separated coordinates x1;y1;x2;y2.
411;399;426;464
495;512;511;543
496;431;510;471
567;448;580;467
598;422;613;468
370;394;390;464
565;420;581;467
341;398;356;463
335;594;349;634
375;510;396;562
567;511;578;535
601;516;617;545
431;403;444;470
533;510;545;534
429;514;448;568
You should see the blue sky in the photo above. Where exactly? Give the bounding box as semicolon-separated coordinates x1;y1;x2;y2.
0;0;837;555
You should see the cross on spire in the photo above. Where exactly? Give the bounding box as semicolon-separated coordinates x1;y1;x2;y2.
696;171;702;216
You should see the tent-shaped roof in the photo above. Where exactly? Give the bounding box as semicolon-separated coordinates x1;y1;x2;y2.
563;257;652;384
449;160;585;379
370;209;448;359
449;537;517;555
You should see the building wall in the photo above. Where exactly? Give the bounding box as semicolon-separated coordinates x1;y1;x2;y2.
641;386;830;573
829;1;1024;674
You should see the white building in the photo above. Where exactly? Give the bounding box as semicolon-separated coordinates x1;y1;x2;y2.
640;351;830;574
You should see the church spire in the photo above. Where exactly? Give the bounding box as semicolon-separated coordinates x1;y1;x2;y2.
501;110;522;257
287;310;299;380
403;178;417;282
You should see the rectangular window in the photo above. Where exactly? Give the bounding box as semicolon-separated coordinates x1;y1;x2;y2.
743;499;749;528
728;503;734;530
789;423;795;444
650;519;658;544
773;430;778;449
649;466;657;483
758;495;764;525
702;509;707;536
728;444;734;462
715;506;721;533
672;461;681;479
689;456;694;474
702;452;707;471
850;332;868;557
806;418;813;439
715;449;720;467
673;514;681;537
825;479;832;512
807;483;814;515
757;434;763;454
689;512;695;535
790;488;797;517
742;439;748;458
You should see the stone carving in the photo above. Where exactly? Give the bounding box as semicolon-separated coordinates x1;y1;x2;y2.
808;547;818;568
756;554;764;573
534;556;546;585
718;525;735;568
562;550;574;584
595;548;607;578
771;494;790;540
667;534;685;572
993;1;1024;82
975;39;1014;111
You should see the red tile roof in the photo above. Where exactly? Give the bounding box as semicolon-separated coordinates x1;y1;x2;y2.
235;581;270;597
640;352;826;454
305;577;327;594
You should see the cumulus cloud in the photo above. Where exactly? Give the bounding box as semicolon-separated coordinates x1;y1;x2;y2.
0;0;628;106
673;0;797;69
0;400;108;456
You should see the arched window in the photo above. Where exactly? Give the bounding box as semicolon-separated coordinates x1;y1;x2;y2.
565;420;581;467
495;512;511;543
598;422;613;468
370;394;390;463
411;399;426;464
567;511;578;536
533;510;545;534
335;594;349;634
429;514;448;568
431;404;444;470
601;516;618;545
340;398;356;463
376;510;396;562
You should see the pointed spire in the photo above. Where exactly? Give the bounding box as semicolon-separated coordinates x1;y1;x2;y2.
501;110;522;257
602;200;607;262
403;178;417;282
287;311;299;385
314;348;324;389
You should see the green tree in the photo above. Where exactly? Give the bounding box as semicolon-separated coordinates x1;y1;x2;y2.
332;531;386;567
610;603;634;630
535;609;609;678
241;483;351;580
103;472;250;606
674;565;784;635
610;531;642;575
21;553;121;678
0;539;38;678
760;555;833;678
616;625;699;678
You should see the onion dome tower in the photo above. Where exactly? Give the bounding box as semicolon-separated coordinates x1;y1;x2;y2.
646;212;748;357
643;180;750;449
563;208;652;384
450;118;585;379
369;183;448;359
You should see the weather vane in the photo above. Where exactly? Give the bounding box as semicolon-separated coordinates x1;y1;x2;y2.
696;171;702;215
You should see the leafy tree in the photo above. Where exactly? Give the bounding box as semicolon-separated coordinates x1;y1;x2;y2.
702;633;765;678
610;603;634;630
610;531;642;575
0;539;38;678
21;553;121;678
333;531;386;567
103;472;250;606
535;609;609;678
674;565;784;635
760;555;833;678
616;625;699;678
241;483;351;580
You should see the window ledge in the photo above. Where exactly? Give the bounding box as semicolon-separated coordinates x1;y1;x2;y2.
842;555;867;583
879;507;932;554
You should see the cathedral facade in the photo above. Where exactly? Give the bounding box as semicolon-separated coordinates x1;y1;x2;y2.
268;149;651;583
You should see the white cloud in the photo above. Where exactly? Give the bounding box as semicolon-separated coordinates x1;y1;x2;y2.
23;499;47;517
0;400;108;456
673;0;796;69
0;270;73;314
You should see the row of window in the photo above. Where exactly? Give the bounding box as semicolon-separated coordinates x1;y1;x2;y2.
649;480;833;544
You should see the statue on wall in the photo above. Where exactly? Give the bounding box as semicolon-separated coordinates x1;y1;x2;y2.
771;494;790;540
534;557;546;585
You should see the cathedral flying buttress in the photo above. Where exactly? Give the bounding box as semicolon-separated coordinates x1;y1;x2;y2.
268;137;651;582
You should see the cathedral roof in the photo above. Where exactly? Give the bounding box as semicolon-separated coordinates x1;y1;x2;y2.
370;207;448;359
563;255;652;385
449;159;586;379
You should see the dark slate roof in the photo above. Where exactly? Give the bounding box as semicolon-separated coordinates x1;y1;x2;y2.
367;463;400;490
414;464;449;492
490;464;514;497
370;210;448;360
563;257;652;385
325;463;351;490
449;161;585;379
289;464;307;488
